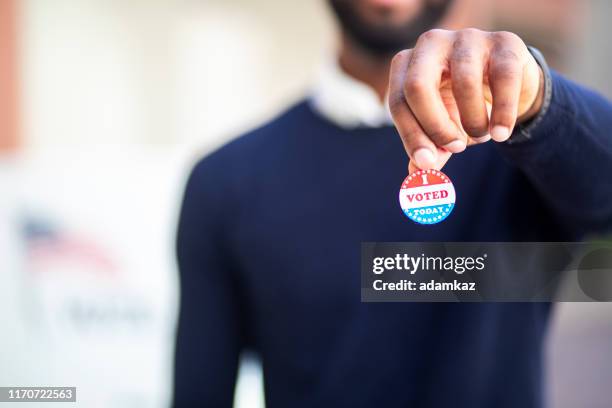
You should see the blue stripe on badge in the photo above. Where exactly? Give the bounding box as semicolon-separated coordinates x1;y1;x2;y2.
402;203;455;225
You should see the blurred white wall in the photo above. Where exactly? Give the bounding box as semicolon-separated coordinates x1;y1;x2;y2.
20;0;334;151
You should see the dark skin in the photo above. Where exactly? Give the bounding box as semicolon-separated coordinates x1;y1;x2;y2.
335;1;545;173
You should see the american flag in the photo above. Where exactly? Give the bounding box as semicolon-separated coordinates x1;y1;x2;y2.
22;217;117;275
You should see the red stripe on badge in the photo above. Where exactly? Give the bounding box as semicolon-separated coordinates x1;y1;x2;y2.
401;169;451;189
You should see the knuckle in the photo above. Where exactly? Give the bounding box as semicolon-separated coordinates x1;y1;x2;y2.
463;69;482;85
494;98;514;111
491;30;522;46
404;76;427;97
391;49;411;68
451;29;485;66
407;49;426;68
491;60;521;81
418;28;447;43
462;120;489;137
459;27;483;38
452;69;481;97
455;28;484;48
451;43;475;65
493;45;521;63
453;68;480;90
427;125;454;145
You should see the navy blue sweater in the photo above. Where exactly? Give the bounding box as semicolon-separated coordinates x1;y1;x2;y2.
173;72;612;407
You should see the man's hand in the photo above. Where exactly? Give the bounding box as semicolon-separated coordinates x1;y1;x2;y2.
388;28;545;172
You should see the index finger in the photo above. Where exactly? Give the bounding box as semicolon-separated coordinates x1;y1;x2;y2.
403;30;466;153
389;50;452;171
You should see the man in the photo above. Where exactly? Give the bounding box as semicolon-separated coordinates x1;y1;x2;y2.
173;0;612;406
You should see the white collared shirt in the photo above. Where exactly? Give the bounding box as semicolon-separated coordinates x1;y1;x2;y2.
309;59;394;129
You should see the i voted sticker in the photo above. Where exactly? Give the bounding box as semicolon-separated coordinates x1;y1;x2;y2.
399;169;456;225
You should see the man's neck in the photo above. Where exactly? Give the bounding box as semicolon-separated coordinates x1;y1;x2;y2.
337;36;393;103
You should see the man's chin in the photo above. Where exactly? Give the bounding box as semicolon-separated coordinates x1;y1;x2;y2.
329;0;453;56
346;30;419;56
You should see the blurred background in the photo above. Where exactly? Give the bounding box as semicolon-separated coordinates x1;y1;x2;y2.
1;0;611;407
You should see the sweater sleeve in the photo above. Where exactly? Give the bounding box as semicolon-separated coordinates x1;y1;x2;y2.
497;71;612;236
172;157;243;407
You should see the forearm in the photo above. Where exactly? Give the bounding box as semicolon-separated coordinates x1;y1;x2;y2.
498;70;612;235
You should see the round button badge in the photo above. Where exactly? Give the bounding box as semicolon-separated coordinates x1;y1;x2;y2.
399;169;456;224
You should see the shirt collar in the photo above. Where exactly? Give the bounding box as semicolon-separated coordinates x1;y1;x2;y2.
309;58;394;129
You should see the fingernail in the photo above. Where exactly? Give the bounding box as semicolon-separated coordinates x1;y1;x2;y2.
442;140;466;153
413;148;436;169
472;134;491;143
491;125;510;142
